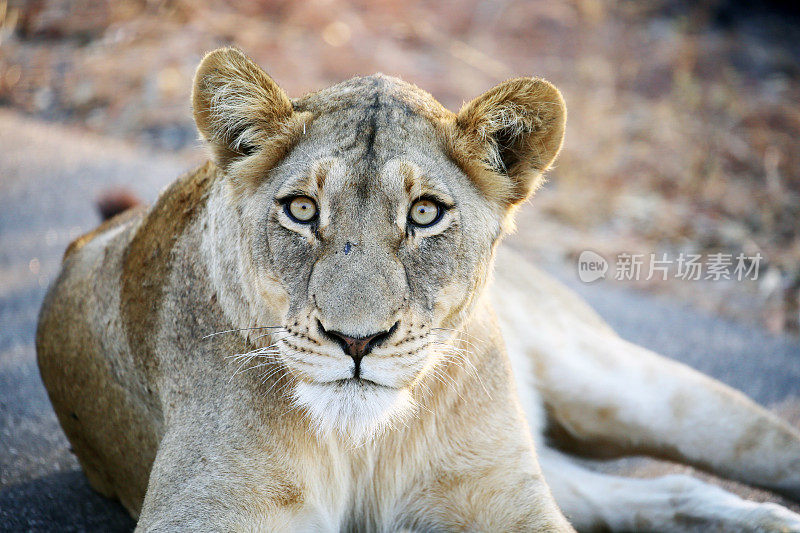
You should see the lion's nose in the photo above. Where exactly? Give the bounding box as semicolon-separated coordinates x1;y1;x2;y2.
320;322;397;370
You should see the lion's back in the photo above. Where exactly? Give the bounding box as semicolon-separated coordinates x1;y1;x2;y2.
36;205;160;516
493;247;612;332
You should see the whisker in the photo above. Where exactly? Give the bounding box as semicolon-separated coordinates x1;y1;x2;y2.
278;399;304;419
225;348;281;361
434;346;480;376
429;369;461;401
431;327;484;345
261;365;288;388
412;380;436;415
202;326;286;339
274;374;300;398
256;370;293;404
225;341;283;356
229;354;280;379
230;356;257;381
226;355;279;368
250;359;281;372
432;347;493;401
251;331;290;343
432;332;484;354
225;341;283;382
430;342;471;357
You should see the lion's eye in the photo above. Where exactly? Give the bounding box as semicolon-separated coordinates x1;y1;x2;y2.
286;196;318;223
408;198;443;228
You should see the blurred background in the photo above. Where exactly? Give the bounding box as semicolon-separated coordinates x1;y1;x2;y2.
2;2;800;528
0;0;799;333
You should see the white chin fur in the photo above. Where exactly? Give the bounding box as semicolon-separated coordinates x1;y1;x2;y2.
293;380;414;445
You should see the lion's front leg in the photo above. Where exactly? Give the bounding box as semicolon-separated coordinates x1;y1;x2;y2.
135;424;334;533
399;438;574;532
407;468;574;531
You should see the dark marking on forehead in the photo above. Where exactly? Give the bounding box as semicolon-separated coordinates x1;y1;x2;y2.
361;89;381;168
314;163;328;191
289;75;456;212
295;75;429;169
400;162;417;196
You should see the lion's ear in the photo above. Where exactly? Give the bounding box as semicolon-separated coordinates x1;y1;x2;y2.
449;78;566;207
192;48;294;170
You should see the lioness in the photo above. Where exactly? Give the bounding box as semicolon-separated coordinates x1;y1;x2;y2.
37;48;800;532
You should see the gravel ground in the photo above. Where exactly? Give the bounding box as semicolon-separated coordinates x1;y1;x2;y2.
0;110;798;531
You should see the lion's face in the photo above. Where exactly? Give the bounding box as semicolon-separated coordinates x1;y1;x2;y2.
193;49;565;442
242;99;501;441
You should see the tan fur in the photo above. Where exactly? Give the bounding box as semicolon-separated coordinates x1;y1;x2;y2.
193;47;313;187
64;203;146;258
38;48;571;531
37;48;800;532
442;77;566;210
